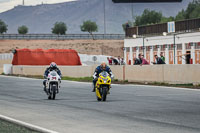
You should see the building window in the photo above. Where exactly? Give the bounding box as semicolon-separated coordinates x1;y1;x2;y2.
195;42;200;49
160;45;165;51
139;46;143;52
185;43;191;50
132;47;136;52
177;44;182;50
146;46;150;51
126;47;130;52
169;44;174;50
153;45;158;51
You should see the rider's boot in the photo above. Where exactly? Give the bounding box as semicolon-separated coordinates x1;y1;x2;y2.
43;86;48;95
107;87;111;94
92;84;95;92
92;87;95;92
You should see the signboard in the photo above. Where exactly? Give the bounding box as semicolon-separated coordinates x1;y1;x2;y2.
92;56;97;62
112;0;182;3
168;21;175;33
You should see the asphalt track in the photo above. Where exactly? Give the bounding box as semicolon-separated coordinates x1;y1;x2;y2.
0;75;200;133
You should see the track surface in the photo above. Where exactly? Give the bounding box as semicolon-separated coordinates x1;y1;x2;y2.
0;76;200;133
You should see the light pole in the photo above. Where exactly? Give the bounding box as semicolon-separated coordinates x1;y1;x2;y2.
131;3;134;26
133;34;145;57
143;36;145;56
163;32;177;64
103;0;106;36
173;34;176;64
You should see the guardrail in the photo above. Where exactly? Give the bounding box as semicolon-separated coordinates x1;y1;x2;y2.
0;53;13;60
0;34;125;40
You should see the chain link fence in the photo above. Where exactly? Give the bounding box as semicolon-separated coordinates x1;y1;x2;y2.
0;34;125;40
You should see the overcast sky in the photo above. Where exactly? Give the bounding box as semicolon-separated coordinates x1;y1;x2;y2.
0;0;76;13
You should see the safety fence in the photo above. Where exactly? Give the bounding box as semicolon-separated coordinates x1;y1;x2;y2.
0;53;13;60
126;18;200;37
0;34;125;40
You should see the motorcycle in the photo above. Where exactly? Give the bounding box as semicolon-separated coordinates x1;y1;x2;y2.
45;70;61;100
95;71;111;101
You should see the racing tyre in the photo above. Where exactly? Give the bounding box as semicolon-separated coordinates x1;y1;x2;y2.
102;87;107;101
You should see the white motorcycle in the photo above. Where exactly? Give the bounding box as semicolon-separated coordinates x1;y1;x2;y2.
45;70;61;100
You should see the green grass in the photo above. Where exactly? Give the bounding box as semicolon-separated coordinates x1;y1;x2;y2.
0;119;40;133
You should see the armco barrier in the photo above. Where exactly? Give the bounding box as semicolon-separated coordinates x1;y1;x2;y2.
12;65;200;84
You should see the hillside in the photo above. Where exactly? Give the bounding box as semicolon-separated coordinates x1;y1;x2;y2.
0;40;124;57
0;0;192;34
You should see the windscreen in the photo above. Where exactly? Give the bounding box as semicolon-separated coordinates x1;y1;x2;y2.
50;71;57;76
100;71;109;78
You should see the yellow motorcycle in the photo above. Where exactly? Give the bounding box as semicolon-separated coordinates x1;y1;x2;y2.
95;71;111;101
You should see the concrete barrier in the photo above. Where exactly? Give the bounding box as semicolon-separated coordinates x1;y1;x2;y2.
163;65;200;84
125;65;164;82
11;65;200;84
60;66;94;77
0;59;12;64
0;66;3;74
110;65;124;80
0;59;12;74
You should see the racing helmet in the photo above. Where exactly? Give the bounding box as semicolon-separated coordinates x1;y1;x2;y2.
100;62;107;71
50;62;57;69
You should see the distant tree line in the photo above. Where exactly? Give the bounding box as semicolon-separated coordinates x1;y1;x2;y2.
0;19;98;39
123;0;200;30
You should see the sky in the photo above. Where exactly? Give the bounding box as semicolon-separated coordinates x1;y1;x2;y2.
0;0;76;13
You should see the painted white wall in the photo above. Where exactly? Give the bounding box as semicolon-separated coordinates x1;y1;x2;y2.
124;32;200;47
124;32;200;65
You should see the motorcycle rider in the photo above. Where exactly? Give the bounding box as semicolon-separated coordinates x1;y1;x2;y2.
43;62;62;93
92;62;114;92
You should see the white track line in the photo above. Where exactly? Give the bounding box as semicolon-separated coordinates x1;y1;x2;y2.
0;75;199;91
0;114;59;133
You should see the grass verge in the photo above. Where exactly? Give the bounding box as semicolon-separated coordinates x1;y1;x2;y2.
0;119;40;133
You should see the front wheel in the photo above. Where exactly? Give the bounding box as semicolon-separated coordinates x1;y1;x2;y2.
48;84;57;100
102;87;108;101
52;85;57;100
97;97;101;101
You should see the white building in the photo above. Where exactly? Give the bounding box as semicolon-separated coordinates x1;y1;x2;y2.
124;31;200;65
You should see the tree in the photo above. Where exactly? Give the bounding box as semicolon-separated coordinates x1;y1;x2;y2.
0;19;8;34
161;16;175;23
175;0;200;21
80;20;98;40
18;25;28;34
185;0;200;19
52;22;67;35
175;9;185;21
134;9;162;26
